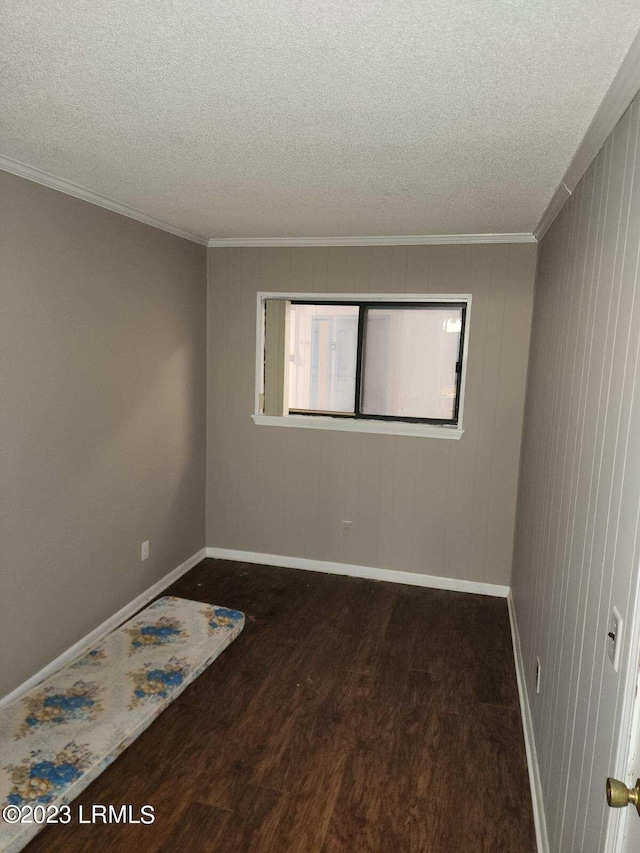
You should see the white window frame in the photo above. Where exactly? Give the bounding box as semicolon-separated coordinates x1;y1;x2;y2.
252;292;471;440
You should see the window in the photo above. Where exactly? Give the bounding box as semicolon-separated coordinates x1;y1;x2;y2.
256;293;470;439
288;303;359;415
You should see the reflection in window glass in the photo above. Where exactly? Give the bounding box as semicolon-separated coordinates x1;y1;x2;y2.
288;304;359;414
360;306;463;420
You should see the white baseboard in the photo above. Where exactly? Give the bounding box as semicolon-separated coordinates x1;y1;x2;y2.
0;547;207;707
205;547;509;597
507;591;549;853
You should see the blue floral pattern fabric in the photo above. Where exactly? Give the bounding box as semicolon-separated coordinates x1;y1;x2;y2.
129;659;188;707
0;596;244;853
5;743;94;806
206;606;244;633
125;616;186;654
17;682;101;738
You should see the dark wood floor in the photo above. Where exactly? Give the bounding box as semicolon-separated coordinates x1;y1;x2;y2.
27;559;536;852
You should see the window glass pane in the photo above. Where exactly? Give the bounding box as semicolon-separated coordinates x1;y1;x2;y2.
288;304;359;413
361;306;463;420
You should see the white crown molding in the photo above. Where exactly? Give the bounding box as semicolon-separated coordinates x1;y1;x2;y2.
207;233;537;247
534;182;573;243
0;154;209;246
206;547;510;597
535;31;640;240
1;153;536;248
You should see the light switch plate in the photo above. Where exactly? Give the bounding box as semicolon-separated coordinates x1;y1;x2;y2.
607;606;623;672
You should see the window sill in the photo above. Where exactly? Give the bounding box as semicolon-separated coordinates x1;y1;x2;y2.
251;413;464;440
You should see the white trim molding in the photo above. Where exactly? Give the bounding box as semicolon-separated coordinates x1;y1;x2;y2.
0;155;209;246
207;233;537;247
205;547;510;598
535;183;573;244
0;548;207;708
252;413;464;439
606;561;640;852
0;157;537;248
535;30;640;240
507;591;550;853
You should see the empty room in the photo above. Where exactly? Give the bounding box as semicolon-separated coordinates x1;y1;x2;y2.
2;2;640;852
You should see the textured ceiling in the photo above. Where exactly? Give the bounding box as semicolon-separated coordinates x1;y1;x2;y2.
2;1;640;239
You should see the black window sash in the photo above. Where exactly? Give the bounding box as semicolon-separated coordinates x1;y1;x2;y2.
288;300;467;426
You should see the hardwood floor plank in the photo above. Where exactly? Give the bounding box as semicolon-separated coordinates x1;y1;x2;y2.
253;757;346;853
156;802;231;852
23;559;535;852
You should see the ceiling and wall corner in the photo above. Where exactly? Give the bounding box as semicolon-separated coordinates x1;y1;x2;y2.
535;27;640;240
0;154;210;245
1;1;640;245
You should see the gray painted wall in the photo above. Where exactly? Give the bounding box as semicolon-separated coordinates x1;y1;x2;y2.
206;243;537;586
0;171;207;698
512;93;640;852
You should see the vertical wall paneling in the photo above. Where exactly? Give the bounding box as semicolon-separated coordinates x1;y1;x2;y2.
207;242;537;587
511;93;640;853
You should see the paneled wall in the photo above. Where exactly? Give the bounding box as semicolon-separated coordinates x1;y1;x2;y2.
0;172;207;698
511;93;640;851
207;242;536;587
